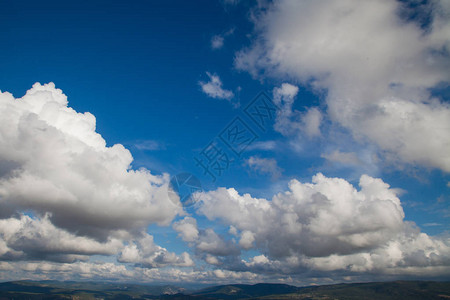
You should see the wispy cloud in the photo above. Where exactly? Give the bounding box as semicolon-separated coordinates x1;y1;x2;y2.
321;150;362;166
134;140;165;151
211;28;235;50
199;72;235;102
246;140;277;151
244;156;282;180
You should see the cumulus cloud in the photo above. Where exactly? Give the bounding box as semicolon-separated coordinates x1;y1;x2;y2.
244;156;283;179
198;173;450;275
0;83;180;241
0;83;192;273
236;0;450;172
199;72;234;100
173;217;239;266
118;233;193;268
173;217;199;243
195;228;239;257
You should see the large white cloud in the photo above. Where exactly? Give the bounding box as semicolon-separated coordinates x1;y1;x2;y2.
198;173;450;275
236;0;450;172
0;83;181;241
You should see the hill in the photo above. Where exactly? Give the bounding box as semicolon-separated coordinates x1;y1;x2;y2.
0;280;449;299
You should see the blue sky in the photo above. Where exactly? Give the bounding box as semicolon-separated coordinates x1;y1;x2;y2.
0;0;449;285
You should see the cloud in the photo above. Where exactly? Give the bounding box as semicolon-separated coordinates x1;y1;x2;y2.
118;233;193;268
211;35;225;50
222;0;241;5
195;228;239;257
211;28;235;50
133;140;165;151
244;156;283;179
199;72;234;100
0;214;122;263
198;173;450;275
235;0;450;172
273;83;322;138
0;83;181;242
321;150;363;166
173;217;239;265
173;217;199;243
246;140;277;151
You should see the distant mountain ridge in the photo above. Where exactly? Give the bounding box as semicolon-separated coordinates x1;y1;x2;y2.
0;280;449;299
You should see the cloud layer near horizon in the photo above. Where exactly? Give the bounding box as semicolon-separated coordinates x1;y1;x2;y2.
0;79;449;284
197;173;450;276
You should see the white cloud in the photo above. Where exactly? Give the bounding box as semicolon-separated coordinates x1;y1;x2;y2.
198;173;450;275
211;28;235;50
302;107;322;138
246;140;277;151
211;35;225;49
173;217;199;243
134;140;165;151
239;231;255;250
273;83;322;138
196;228;239;257
322;150;362;166
118;233;193;268
244;156;283;179
199;72;234;100
236;0;450;172
0;83;181;241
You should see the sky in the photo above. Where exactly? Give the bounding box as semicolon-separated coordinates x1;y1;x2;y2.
0;0;449;286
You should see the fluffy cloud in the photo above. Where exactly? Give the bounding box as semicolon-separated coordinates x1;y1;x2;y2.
0;83;181;241
173;217;199;242
118;233;193;268
198;173;450;275
199;72;234;100
236;0;450;172
0;83;192;273
173;217;239;265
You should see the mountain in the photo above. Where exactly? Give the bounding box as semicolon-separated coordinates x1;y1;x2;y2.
0;280;186;299
0;280;449;299
192;283;300;299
